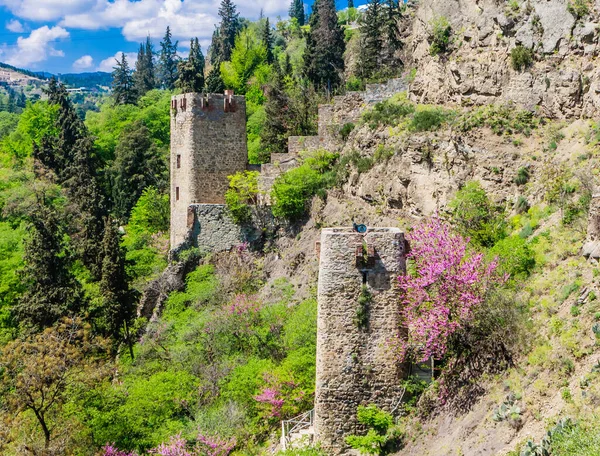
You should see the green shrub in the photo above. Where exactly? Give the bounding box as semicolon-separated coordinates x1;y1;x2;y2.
362;96;415;129
345;405;403;455
454;104;539;136
409;106;450;131
346;76;365;92
271;150;338;220
334;150;375;184
516;196;530;214
514;167;530;185
567;0;590;19
511;45;534;71
355;285;372;329
488;235;536;280
570;305;581;317
449;181;507;247
429;16;452;55
340;122;355;141
374;144;394;162
225;171;260;224
551;419;600;456
128;187;170;235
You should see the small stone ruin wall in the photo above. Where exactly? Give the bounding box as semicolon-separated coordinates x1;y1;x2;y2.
583;194;600;259
315;227;408;455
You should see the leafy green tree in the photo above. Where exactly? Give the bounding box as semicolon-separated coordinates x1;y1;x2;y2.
289;0;305;26
303;0;346;91
218;0;241;61
15;203;85;330
100;218;139;358
109;120;167;221
134;38;156;98
159;26;179;89
262;18;274;64
221;28;270;94
260;69;290;158
112;53;137;105
128;186;170;235
176;38;205;93
225;171;260;224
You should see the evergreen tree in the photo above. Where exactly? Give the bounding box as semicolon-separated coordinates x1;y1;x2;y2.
260;68;290;158
205;65;225;93
209;28;223;65
262;18;274;64
176;38;206;93
218;0;241;61
110;120;167;221
112;53;136;105
383;0;403;67
15;203;84;330
132;36;156;97
289;0;305;26
348;0;354;8
159;26;179;89
100;217;138;358
303;0;345;91
282;53;293;76
359;0;383;80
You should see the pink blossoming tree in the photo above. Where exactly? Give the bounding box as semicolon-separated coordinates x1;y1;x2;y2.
397;218;503;363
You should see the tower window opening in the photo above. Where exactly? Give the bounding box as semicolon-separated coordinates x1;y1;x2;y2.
176;187;180;201
176;154;181;168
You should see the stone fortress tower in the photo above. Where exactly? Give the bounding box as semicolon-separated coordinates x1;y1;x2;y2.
170;90;248;251
315;227;407;454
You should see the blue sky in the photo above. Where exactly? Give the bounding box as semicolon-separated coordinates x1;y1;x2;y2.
0;0;363;74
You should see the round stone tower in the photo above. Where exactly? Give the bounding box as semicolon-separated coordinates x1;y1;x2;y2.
315;227;407;454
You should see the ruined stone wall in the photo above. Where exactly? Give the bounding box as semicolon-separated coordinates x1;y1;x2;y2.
583;194;600;258
170;92;247;247
315;227;407;455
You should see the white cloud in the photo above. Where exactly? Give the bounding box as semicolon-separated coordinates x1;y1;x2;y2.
4;25;69;67
73;54;93;70
97;51;137;73
6;19;25;33
0;0;95;22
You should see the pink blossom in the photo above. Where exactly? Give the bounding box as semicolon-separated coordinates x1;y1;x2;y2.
397;218;501;362
196;433;236;456
148;435;192;456
102;444;138;456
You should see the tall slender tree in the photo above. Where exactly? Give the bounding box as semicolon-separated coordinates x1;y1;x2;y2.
218;0;241;61
260;68;291;158
205;65;225;93
383;0;403;67
100;217;139;358
176;38;206;93
262;18;274;64
289;0;305;26
159;26;179;89
112;53;136;105
359;0;383;80
303;0;345;91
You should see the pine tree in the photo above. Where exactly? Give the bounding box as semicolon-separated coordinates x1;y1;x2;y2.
209;28;223;65
262;18;274;64
303;0;345;91
218;0;241;61
15;203;85;330
260;68;291;158
176;38;206;93
205;65;225;93
289;0;305;26
133;36;156;96
100;217;138;358
282;53;293;76
159;26;179;89
382;0;403;68
110;120;167;220
359;0;383;80
348;0;354;8
112;53;136;105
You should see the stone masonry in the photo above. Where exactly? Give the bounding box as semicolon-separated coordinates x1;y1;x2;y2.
170;91;247;248
315;227;407;454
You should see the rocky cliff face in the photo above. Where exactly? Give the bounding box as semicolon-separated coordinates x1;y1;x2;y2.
404;0;600;118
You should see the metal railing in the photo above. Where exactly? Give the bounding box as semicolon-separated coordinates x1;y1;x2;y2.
280;409;315;450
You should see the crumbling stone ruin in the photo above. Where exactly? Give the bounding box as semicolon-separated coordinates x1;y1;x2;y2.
315;228;407;454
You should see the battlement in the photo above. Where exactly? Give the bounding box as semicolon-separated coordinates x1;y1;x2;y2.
170;91;248;248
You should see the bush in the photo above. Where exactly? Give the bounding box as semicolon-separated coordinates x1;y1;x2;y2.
340;122;355;141
449;181;507;248
409;106;450;131
345;405;403;455
454;104;539;136
128;187;170;235
514;167;530;185
567;0;590;19
271;150;338;220
429;16;452;55
225;171;260;224
362;97;415;129
488;235;536;281
511;46;533;71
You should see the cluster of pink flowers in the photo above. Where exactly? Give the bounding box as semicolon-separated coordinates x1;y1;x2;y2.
103;433;235;456
226;294;261;316
254;386;285;417
397;218;501;362
253;373;307;420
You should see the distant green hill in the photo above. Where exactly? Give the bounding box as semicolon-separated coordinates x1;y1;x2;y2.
58;72;112;89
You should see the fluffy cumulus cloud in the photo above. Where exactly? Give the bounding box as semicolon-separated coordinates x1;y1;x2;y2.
97;51;137;72
6;19;25;33
73;54;93;70
0;0;96;22
3;25;69;67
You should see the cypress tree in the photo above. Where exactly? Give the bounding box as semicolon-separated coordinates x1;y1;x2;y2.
209;28;223;65
205;65;225;93
303;0;345;91
159;26;179;89
132;38;155;97
15;203;85;330
176;38;206;93
218;0;241;61
100;217;139;358
383;0;403;67
282;53;293;76
262;18;274;64
289;0;305;26
109;120;167;221
260;68;291;158
359;0;383;80
112;53;136;105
